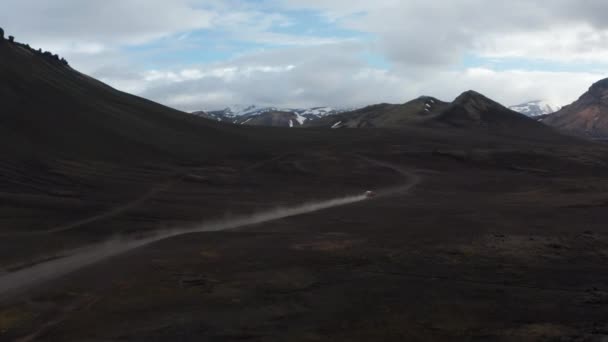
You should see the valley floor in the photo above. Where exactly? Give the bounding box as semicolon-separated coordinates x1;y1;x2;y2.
2;129;608;341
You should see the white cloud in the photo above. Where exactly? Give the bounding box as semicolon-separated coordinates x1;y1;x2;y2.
2;0;608;111
0;0;218;55
281;0;608;66
476;25;608;63
97;43;603;112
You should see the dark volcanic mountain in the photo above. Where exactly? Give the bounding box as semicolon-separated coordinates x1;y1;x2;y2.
542;78;608;137
434;90;546;130
307;91;553;138
305;96;449;128
0;37;249;162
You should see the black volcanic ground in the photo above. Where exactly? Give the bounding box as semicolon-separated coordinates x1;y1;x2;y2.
2;38;608;342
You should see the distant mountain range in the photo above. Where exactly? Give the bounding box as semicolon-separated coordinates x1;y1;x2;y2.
192;99;564;129
509;100;562;117
189;79;608;140
305;91;553;139
192;105;355;127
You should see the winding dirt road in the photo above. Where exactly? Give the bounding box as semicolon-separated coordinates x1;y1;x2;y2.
0;157;421;300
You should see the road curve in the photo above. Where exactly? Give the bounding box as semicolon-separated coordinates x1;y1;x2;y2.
0;157;421;300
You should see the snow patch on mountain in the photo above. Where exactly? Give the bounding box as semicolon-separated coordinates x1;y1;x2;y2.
294;113;307;125
509;100;562;117
197;105;360;127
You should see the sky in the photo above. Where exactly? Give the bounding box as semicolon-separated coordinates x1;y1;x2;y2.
1;0;607;112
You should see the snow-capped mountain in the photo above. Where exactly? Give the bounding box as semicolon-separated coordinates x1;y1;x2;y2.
509;100;562;117
216;105;279;118
192;105;356;127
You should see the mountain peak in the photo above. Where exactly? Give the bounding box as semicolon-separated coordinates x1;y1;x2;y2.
590;78;608;91
451;90;502;114
588;78;608;101
459;89;483;96
417;95;439;101
453;90;491;103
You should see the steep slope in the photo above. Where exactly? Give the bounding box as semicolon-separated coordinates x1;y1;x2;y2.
0;38;246;162
510;100;561;117
305;96;449;128
542;78;608;137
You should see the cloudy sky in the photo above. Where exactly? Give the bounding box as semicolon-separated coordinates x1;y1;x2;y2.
1;0;607;111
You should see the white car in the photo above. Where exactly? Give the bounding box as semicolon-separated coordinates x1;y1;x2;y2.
364;190;377;198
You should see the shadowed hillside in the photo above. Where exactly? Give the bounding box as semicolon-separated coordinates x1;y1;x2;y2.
0;38;249;162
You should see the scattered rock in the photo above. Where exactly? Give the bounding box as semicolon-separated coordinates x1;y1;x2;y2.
584;289;608;305
177;273;216;292
547;243;565;250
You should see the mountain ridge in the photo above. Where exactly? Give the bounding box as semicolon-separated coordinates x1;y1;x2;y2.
193;105;356;128
542;77;608;137
305;96;449;128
